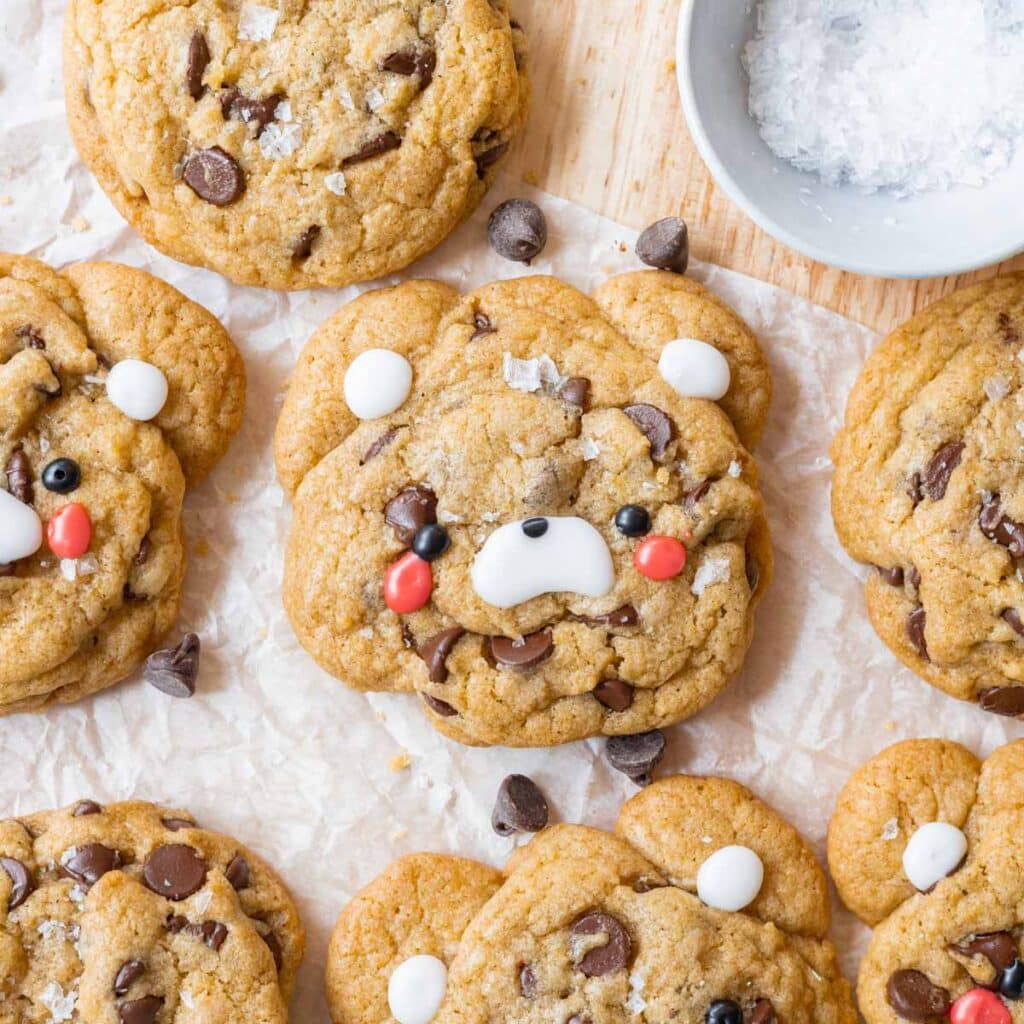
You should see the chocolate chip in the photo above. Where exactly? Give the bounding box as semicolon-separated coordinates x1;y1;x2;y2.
5;448;32;504
569;911;631;977
224;854;250;891
487;199;547;264
1;857;33;910
750;998;777;1024
118;996;163;1024
202;921;228;950
952;931;1018;971
636;217;689;274
922;442;965;502
72;799;102;816
518;962;537;998
631;876;665;893
491;774;549;836
593;678;635;712
489;629;554;670
343;131;402;166
567;1018;592;1024
262;929;283;970
470;313;497;340
877;565;905;587
1003;608;1024;636
421;693;458;717
292;224;321;262
161;817;196;832
906;606;928;660
907;471;924;506
998;959;1024;999
361;428;399;465
623;404;676;462
885;969;950;1020
142;844;207;900
416;627;465;683
606;730;666;786
385;486;438;545
15;324;44;349
682;479;712;510
183;147;245;206
219;87;282;135
381;47;436;88
558;377;590;410
144;634;200;698
575;605;639;628
979;494;1024;565
979;686;1024;717
60;844;121;887
908;566;921;589
0;564;14;578
186;31;210;100
475;140;509;178
998;311;1020;345
113;959;145;996
135;537;151;567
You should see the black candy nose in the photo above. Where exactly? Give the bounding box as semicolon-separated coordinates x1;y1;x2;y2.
522;517;549;539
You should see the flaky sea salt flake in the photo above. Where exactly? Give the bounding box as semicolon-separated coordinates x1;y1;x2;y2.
881;817;899;841
39;982;75;1023
691;556;731;596
238;3;279;41
984;375;1012;402
259;121;302;160
325;172;347;196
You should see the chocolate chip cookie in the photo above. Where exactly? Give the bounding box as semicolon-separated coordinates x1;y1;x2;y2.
326;774;856;1023
831;274;1024;716
63;0;528;289
274;270;773;747
0;254;244;713
0;798;303;1022
829;739;1024;1022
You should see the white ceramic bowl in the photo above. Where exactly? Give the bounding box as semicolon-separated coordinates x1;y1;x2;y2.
676;0;1024;279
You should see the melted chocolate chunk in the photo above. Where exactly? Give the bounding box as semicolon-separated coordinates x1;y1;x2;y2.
951;931;1018;971
877;565;905;587
922;442;965;502
623;404;676;462
575;605;639;628
979;686;1024;718
60;844;121;887
470;313;497;340
186;32;211;100
998;311;1020;345
72;799;102;816
1;857;33;910
15;324;44;349
118;996;163;1024
183;147;245;206
5;448;32;504
489;629;554;670
343;131;402;166
885;969;950;1020
142;844;207;900
906;606;928;660
682;479;711;510
421;693;458;717
361;428;399;465
168;915;228;950
220;87;282;134
224;854;250;891
292;224;321;262
492;774;549;836
475;140;509;178
750;998;777;1024
569;911;631;977
558;376;590;410
385;486;438;545
416;627;465;683
161;817;196;832
113;959;146;996
262;928;284;970
593;678;635;712
1003;608;1024;636
518;962;537;998
381;46;436;88
979;493;1024;565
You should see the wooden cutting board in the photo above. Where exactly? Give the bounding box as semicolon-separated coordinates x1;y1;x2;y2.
510;0;1024;333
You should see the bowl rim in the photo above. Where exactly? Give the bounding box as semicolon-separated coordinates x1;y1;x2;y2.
675;0;1024;280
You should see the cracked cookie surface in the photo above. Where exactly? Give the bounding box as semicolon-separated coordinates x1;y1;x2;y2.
0;798;303;1023
0;254;244;714
63;0;528;289
327;774;856;1024
274;270;772;747
831;274;1024;716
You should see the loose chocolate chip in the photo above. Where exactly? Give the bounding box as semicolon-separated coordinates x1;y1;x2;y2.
606;730;666;786
623;404;676;462
5;448;32;504
470;313;497;340
558;377;590;410
361;428;399;465
979;494;1024;565
72;799;102;816
261;929;283;971
183;147;245;206
186;31;210;100
1;857;33;910
118;996;163;1024
594;678;635;712
906;606;928;660
575;605;639;628
416;627;465;683
569;911;631;977
877;565;905;587
220;87;282;135
1003;608;1024;636
979;686;1024;717
475;141;509;179
518;962;537;998
15;324;44;349
113;959;145;996
922;442;965;502
292;225;321;263
952;931;1018;971
522;517;548;539
60;844;121;887
705;1001;742;1024
750;998;777;1024
161;817;195;832
343;131;402;166
145;634;200;698
885;969;950;1020
636;217;689;274
487;199;547;263
385;486;438;546
422;693;458;717
142;844;207;900
489;629;554;670
999;959;1024;999
492;774;549;836
224;854;250;891
381;47;436;88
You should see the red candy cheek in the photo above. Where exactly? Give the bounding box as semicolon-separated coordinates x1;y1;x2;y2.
47;503;92;559
633;535;687;581
950;989;1011;1024
384;552;433;614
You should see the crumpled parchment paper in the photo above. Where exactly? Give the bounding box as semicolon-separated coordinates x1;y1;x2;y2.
3;1;1023;1016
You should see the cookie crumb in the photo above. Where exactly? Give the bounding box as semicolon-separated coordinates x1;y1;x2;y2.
389;751;412;772
0;195;13;206
880;817;899;841
71;216;90;232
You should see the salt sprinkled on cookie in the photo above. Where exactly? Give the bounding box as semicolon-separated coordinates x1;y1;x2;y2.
237;2;279;41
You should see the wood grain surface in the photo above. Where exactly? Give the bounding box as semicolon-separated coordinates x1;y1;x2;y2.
508;0;1024;333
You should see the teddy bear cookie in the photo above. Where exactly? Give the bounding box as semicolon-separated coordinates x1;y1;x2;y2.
0;798;304;1023
326;774;856;1023
831;274;1024;717
274;270;773;747
0;253;244;713
63;0;528;290
828;738;1024;1023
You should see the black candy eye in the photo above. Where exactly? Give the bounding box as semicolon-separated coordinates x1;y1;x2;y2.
614;505;651;537
42;458;81;494
412;524;450;562
522;517;548;539
705;1000;743;1024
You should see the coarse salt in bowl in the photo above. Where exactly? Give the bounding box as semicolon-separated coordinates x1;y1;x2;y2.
676;0;1024;278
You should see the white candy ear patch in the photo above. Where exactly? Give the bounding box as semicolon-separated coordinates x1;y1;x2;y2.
697;844;764;912
658;339;731;401
343;348;413;420
902;821;967;892
106;359;169;421
0;489;43;564
388;954;448;1024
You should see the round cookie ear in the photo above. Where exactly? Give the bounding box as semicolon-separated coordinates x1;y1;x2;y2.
274;280;460;497
60;262;245;485
615;774;830;938
326;853;503;1024
592;270;771;450
828;739;980;926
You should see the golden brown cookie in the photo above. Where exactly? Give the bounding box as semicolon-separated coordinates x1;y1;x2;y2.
0;254;244;713
63;0;528;289
829;739;1024;1022
274;270;773;747
326;774;856;1024
831;274;1024;717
